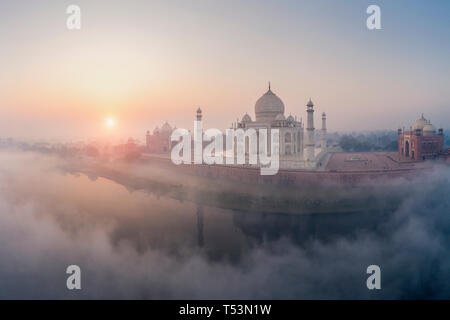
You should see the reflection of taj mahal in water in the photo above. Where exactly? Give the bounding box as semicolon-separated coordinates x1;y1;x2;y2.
146;84;329;169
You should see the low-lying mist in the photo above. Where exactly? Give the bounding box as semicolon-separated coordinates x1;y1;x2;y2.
0;151;448;299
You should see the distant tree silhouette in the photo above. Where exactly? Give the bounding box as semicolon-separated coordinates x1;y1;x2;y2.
339;132;398;152
85;145;99;157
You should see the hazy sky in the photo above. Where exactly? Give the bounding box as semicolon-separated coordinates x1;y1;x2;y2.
0;0;449;141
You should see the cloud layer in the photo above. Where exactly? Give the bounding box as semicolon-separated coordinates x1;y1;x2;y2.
0;151;448;299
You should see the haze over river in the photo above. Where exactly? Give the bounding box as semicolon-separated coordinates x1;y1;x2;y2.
0;151;448;299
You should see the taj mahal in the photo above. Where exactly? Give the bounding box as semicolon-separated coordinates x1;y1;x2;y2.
146;84;329;170
231;83;328;169
143;84;448;179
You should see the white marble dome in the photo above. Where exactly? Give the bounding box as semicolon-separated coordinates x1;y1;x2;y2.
255;87;285;123
423;123;436;136
412;115;428;131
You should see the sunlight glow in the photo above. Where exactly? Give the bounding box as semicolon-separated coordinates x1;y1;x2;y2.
106;117;116;128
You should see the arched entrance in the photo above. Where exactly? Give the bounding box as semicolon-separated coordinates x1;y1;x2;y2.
285;145;291;155
405;141;410;157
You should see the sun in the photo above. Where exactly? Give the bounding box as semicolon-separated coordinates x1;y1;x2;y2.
105;117;116;128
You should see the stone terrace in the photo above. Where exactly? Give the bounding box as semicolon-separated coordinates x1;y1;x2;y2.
324;152;418;172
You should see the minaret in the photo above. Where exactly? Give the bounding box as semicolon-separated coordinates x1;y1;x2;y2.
321;112;327;150
194;107;203;164
305;99;315;165
146;130;151;149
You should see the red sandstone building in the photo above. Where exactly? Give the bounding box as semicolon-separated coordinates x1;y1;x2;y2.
398;115;445;161
146;121;174;153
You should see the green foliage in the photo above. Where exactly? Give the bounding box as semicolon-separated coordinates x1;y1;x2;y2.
445;130;450;147
339;132;398;152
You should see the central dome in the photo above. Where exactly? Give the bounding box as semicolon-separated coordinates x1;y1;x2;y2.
161;121;172;133
412;114;427;131
255;87;285;123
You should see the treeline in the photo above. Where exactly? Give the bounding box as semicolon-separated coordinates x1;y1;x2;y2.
338;131;398;152
445;130;450;147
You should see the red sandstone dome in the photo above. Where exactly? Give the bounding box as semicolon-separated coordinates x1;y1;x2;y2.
161;121;173;133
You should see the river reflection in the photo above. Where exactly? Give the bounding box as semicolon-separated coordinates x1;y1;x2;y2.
76;174;390;264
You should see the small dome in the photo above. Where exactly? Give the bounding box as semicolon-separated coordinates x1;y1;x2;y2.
161;121;172;133
153;126;160;134
242;113;252;123
287;115;295;122
275;113;286;121
197;107;202;113
412;114;427;131
255;86;285;123
307;99;314;108
423;123;436;136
